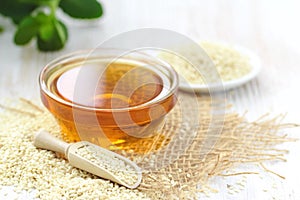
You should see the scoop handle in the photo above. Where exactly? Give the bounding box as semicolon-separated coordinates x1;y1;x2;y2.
34;130;70;156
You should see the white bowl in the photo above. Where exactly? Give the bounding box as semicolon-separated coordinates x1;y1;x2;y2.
178;44;261;93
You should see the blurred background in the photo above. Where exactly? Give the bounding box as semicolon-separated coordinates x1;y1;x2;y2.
0;0;300;199
1;0;299;114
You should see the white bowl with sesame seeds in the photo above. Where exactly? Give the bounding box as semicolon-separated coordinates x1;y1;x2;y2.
159;41;262;93
180;44;261;93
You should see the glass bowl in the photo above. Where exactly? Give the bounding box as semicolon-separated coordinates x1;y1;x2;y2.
39;49;179;153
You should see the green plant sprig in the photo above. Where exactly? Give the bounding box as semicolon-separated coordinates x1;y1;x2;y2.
0;0;103;51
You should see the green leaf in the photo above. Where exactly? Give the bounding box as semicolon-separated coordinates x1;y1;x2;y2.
14;16;39;45
37;19;68;51
39;23;55;41
0;26;4;33
59;0;103;19
1;0;103;52
20;0;53;4
54;20;68;44
35;12;53;41
20;0;59;9
35;12;51;23
0;0;37;24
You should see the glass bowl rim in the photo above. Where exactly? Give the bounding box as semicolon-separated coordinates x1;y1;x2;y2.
39;48;179;112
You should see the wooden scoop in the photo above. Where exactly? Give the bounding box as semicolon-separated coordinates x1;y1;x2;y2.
33;130;142;189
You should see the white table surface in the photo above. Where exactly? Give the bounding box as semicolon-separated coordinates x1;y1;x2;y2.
1;0;300;199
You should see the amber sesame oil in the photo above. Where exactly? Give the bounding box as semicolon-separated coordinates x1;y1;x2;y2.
40;54;178;153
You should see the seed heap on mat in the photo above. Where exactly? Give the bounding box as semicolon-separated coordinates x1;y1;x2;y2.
0;95;297;199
